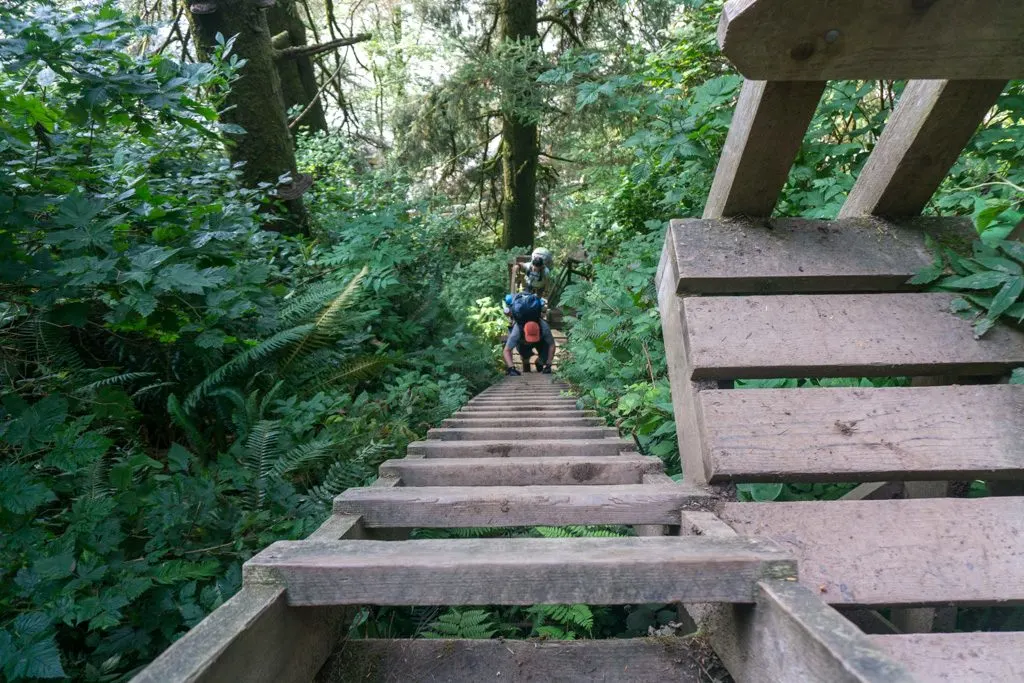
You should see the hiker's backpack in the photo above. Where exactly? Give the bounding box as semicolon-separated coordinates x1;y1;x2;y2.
510;292;543;324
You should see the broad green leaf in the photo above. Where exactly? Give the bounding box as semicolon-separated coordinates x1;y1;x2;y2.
940;271;1012;290
737;482;784;502
988;277;1024;318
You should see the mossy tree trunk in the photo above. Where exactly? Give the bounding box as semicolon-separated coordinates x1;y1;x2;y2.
499;0;538;251
267;0;328;132
187;0;309;234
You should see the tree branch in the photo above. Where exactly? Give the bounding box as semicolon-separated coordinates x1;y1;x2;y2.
537;14;583;46
276;33;371;61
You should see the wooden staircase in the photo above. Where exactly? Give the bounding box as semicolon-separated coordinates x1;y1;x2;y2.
137;375;803;683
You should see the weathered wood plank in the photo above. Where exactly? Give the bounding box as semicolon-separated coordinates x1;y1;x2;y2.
321;637;707;683
657;238;716;485
426;427;617;441
407;438;635;458
840;80;1006;218
460;404;581;412
718;0;1024;80
701;384;1024;482
679;518;913;681
379;455;664;486
684;293;1024;380
442;417;605;427
243;536;797;605
334;484;708;527
455;410;594;418
668;217;973;295
868;632;1024;682
703;79;825;218
720;497;1024;606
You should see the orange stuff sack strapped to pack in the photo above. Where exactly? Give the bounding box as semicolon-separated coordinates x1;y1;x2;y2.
523;321;542;344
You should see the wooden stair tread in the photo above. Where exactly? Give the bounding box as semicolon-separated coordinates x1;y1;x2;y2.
441;417;605;427
334;484;707;527
719;497;1024;606
868;632;1024;682
379;456;663;486
426;427;617;441
326;638;708;682
666;217;971;295
683;293;1024;380
700;384;1024;482
454;410;595;418
243;536;796;606
407;438;635;458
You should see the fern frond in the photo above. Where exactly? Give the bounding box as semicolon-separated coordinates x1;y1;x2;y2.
308;458;374;503
74;371;157;394
272;437;336;477
283;266;368;369
422;609;496;639
183;323;314;412
168;393;209;455
244;419;281;510
315;354;394;388
533;525;627;538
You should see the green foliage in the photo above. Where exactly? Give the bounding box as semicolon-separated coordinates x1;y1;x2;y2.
912;237;1024;338
423;609;497;640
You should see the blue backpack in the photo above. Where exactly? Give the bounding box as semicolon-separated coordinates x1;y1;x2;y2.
510;292;543;324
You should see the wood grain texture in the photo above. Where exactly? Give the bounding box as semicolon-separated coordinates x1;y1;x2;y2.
668;217;974;295
320;638;707;683
840;80;1006;218
378;456;664;486
718;0;1024;80
243;536;797;605
130;586;344;683
460;404;580;412
657;238;716;484
868;632;1024;682
454;410;595;418
425;427;617;441
683;293;1024;380
719;497;1024;606
703;79;825;218
441;417;605;427
700;384;1024;482
407;438;635;458
334;484;709;527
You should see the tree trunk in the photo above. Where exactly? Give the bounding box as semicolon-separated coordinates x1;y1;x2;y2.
499;0;538;251
267;0;328;132
187;0;309;233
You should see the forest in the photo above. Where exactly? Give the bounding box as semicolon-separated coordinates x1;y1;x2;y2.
1;0;1022;679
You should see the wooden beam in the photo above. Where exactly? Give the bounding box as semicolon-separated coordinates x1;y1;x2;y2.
322;638;708;682
667;217;974;295
335;484;708;527
703;79;825;218
699;384;1024;483
378;455;664;486
683;293;1024;381
656;239;717;485
406;438;635;458
718;0;1024;80
680;515;914;682
243;536;797;606
720;497;1024;606
425;427;617;441
840;80;1006;218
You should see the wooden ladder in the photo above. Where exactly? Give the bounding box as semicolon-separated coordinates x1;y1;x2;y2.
134;375;803;682
658;0;1024;680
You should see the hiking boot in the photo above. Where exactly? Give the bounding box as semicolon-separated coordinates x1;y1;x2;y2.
535;360;544;373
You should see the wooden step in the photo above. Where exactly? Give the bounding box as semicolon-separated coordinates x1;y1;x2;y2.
461;404;580;412
700;384;1024;483
868;632;1024;682
442;417;605;427
335;484;707;527
455;410;594;418
719;497;1024;606
243;536;796;605
665;217;972;295
407;438;635;458
325;638;709;682
468;399;577;406
683;293;1024;380
426;427;618;441
379;456;663;486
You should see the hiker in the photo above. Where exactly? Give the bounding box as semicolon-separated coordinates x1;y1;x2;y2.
511;247;554;297
503;291;555;375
